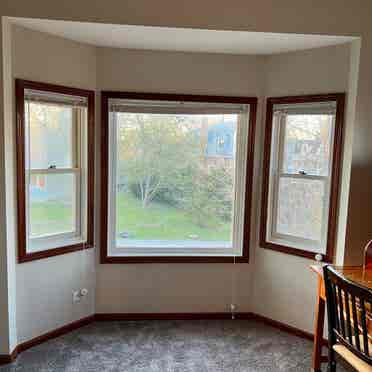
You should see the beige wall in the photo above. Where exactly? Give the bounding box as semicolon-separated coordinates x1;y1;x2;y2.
0;18;17;354
344;38;372;265
96;47;265;314
11;25;97;344
97;47;264;95
263;44;351;96
252;44;351;333
12;25;97;89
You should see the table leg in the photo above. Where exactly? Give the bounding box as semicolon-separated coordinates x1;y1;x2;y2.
312;280;326;372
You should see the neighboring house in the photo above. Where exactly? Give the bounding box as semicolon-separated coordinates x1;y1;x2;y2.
204;121;236;169
206;121;235;158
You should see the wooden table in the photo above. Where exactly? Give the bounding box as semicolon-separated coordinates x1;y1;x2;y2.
310;265;372;372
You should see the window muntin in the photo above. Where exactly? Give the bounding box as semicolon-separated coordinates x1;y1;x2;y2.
106;99;252;258
264;99;341;259
23;89;87;253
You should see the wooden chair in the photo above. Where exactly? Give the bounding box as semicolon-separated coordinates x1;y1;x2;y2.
324;265;372;371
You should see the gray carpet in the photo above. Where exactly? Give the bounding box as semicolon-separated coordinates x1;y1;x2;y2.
0;320;354;372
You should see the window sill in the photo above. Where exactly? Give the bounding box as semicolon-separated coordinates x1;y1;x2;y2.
101;255;250;264
259;239;331;263
18;242;94;263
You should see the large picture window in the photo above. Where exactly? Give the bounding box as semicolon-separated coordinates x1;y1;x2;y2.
16;80;95;262
101;92;257;263
260;94;345;262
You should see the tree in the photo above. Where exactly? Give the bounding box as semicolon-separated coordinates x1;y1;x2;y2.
180;166;233;227
117;113;200;208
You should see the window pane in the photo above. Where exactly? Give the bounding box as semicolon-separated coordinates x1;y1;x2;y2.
28;102;74;169
276;177;325;241
115;113;237;249
282;114;333;176
29;173;76;237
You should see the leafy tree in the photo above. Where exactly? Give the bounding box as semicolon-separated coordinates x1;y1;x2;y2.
117;113;200;208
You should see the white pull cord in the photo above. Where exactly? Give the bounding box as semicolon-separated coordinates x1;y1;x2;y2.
230;254;237;319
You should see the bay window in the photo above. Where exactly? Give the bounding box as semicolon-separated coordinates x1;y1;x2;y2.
101;92;257;263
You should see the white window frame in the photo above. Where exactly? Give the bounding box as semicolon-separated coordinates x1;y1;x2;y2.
266;102;337;255
106;99;252;258
25;98;88;253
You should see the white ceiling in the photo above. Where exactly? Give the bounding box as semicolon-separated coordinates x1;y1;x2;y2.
10;17;355;55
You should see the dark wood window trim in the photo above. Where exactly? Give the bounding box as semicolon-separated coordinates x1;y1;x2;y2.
16;79;95;263
260;93;345;262
100;91;257;264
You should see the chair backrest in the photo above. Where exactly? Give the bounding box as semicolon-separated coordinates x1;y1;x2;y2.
324;265;372;365
364;240;372;269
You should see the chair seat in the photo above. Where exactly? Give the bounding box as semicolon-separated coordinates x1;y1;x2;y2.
334;344;372;372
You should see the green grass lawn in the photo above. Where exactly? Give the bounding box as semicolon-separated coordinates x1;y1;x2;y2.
30;201;74;237
116;191;231;241
30;192;232;241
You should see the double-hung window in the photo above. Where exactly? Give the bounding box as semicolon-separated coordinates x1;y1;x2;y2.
101;92;257;263
260;94;345;262
16;80;95;262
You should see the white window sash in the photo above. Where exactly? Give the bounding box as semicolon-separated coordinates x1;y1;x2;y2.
109;98;248;114
278;173;328;181
273;101;337;115
107;103;250;257
270;175;329;242
29;168;80;174
25;102;87;253
25;89;88;107
267;109;336;254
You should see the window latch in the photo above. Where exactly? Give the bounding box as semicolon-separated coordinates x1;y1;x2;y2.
48;165;56;169
298;170;307;175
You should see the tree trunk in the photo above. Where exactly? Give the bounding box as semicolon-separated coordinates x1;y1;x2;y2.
142;175;152;208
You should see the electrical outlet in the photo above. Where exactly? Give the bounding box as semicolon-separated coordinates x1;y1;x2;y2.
72;290;81;303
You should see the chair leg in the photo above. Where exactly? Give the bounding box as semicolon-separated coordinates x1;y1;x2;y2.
327;361;336;372
327;349;337;372
312;293;326;372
